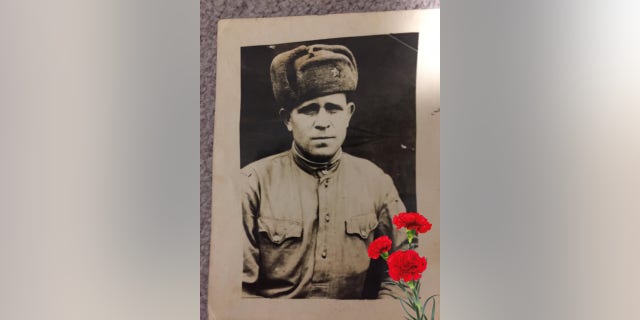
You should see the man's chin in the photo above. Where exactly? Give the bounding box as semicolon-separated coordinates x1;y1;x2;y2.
306;149;339;161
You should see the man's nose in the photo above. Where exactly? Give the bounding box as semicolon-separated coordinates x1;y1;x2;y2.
313;108;331;129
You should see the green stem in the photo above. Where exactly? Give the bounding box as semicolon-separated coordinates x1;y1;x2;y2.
415;286;422;320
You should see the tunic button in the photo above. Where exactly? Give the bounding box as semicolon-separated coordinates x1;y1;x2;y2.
325;214;330;222
321;250;327;258
272;234;281;242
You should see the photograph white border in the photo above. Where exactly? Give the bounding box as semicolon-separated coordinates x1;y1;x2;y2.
210;9;439;320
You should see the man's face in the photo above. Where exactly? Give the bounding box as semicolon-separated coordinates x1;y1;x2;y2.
284;93;355;161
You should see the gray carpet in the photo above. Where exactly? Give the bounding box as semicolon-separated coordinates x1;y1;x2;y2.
200;1;440;318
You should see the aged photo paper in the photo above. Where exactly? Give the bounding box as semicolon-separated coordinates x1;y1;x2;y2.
210;9;439;319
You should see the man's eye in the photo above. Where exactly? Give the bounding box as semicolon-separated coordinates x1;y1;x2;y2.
297;104;319;115
299;108;317;115
325;102;345;113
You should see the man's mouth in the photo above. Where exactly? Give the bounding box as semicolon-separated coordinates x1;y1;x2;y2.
311;136;335;140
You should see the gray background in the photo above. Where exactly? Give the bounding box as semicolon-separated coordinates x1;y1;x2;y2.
2;0;639;319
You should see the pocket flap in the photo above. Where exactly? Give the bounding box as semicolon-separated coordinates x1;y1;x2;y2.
345;213;379;239
257;217;302;244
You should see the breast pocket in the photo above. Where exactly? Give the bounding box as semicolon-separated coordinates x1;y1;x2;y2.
257;216;304;278
257;216;302;246
345;213;379;241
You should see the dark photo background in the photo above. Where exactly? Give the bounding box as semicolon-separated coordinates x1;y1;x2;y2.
240;33;418;212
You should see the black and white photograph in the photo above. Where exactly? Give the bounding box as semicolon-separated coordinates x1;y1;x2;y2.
209;10;439;320
240;34;419;299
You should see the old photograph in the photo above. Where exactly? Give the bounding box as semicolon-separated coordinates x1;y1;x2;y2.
210;9;439;320
240;34;418;299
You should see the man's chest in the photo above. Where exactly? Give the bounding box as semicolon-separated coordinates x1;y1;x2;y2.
257;171;380;223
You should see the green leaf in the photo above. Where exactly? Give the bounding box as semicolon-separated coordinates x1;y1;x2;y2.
386;293;415;311
421;296;431;313
400;297;415;310
421;295;434;316
420;294;438;320
397;297;413;317
430;297;436;320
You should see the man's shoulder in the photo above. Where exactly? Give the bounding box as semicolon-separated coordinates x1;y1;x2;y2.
340;153;398;193
341;152;386;177
241;150;291;177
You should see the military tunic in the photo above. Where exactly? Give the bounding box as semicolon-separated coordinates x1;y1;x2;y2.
241;147;407;298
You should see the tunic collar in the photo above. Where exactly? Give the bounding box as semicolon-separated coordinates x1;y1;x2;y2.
291;143;341;177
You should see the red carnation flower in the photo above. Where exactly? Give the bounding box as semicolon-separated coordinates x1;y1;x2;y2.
393;212;432;234
387;250;427;282
368;235;392;259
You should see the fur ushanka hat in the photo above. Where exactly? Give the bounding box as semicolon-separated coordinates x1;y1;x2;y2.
270;44;358;110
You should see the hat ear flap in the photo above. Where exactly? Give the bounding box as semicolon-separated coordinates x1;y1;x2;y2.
270;45;308;107
285;49;305;94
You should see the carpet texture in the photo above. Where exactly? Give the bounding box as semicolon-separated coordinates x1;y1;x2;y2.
201;1;440;318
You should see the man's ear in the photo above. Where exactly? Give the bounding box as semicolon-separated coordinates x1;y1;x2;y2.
348;102;356;115
278;108;292;132
345;102;356;127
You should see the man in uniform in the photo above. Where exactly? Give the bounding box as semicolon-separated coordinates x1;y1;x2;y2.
241;44;408;299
